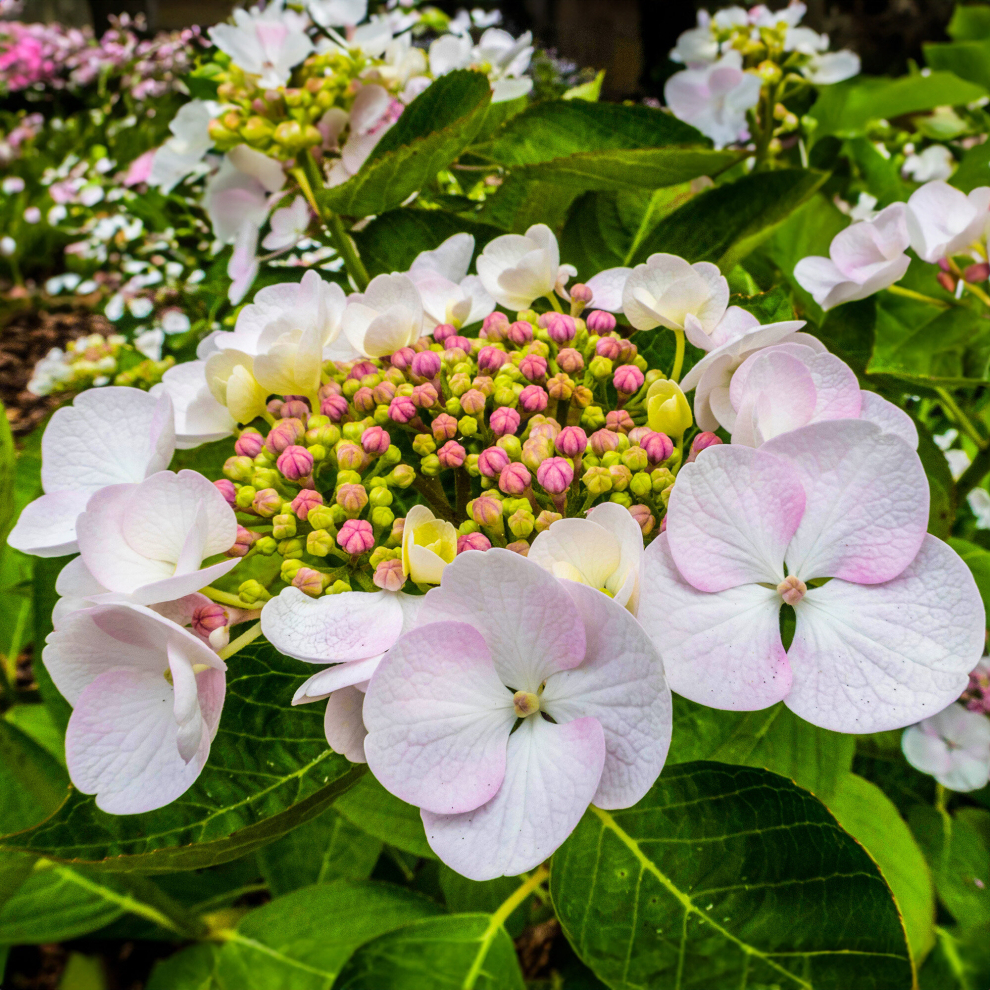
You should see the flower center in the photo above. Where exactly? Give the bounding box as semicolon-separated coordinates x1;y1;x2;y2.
513;690;540;718
777;575;807;606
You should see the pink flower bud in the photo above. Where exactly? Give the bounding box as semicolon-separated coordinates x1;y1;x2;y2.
432;323;456;343
228;525;258;557
641;430;674;464
537;457;574;494
460;388;487;416
348;360;377;380
589;429;620;456
267;398;285;417
390;347;416;371
321;394;349;421
411;383;439;409
265;418;305;455
277;445;313;481
438;440;467;469
411;337;433;352
628;426;652;446
687;431;723;463
292;567;325;597
373;557;406;591
362;426;391;455
629;504;655;536
555;426;588;458
481;311;510;341
337;518;374;555
508;320;534;345
388;395;417;424
619;339;638;363
557;348;584;374
938;257;952;272
569;283;593;304
253;488;282;517
411;350;441;381
545;313;576;343
595;336;621;360
336;442;365;471
192;602;228;637
336;483;368;514
442;335;470;353
291;489;324;520
518;384;548;413
470;495;503;527
506;540;530;556
477;346;508;374
586;310;616;334
457;531;492;553
353;386;376;414
520;353;548;382
499;462;531;495
606;410;635;435
432;413;458;442
235;431;264;457
965;262;990;283
529;418;561;441
319;381;342;399
281;398;310;420
490;406;521;437
214;479;237;507
373;381;397;405
937;270;958;293
614;364;645;394
478;445;511;478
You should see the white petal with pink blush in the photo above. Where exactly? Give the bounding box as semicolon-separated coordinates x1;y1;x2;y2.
639;420;984;732
902;703;990;792
363;549;670;879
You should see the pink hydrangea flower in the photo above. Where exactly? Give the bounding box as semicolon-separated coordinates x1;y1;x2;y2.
902;703;990;791
363;549;672;879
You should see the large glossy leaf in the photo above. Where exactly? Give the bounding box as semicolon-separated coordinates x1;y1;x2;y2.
924;39;990;90
320;70;492;218
0;718;68;833
475;173;579;233
551;761;913;990
334;774;436;860
257;808;382;897
630;169;828;271
333;914;525;990
477;100;738;191
351;209;502;279
1;639;362;872
146;944;219;990
829;773;936;963
213;879;442;990
808;72;987;139
668;697;855;803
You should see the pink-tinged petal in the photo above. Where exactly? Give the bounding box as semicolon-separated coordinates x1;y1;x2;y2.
902;705;990;792
584;267;632;312
421;714;605;881
363;622;515;815
7;489;91;557
729;350;817;446
417;549;586;692
55;556;108;600
528;519;621;591
65;665;224;814
41;386;175;494
761;420;929;584
804;350;862;423
324;685;368;763
786;535;985;733
859;391;918;449
587;501;645;610
639;535;791;710
261;587;404;664
292;655;383;705
542;582;670;809
707;306;759;350
830;205;909;280
128;558;241;607
666;444;804;591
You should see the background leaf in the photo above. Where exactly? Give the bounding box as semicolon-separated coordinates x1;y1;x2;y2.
146;944;219;990
948;538;990;628
551;761;913;990
334;774;436;860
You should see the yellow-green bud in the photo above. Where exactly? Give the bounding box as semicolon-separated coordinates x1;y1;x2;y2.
273;513;297;539
610;491;633;508
255;535;278;556
630;471;653;499
388;464;416;488
646;379;692;439
493;387;517;408
330;579;352;594
370;487;393;507
608;464;632;491
371;506;395;530
307;529;334;556
583;466;612;496
589;356;613;380
309;444;327;463
238;579;272;604
446;397;463;416
307;505;336;531
465;454;480;476
281;558;304;582
242;115;275;143
279;537;305;559
458;519;479;535
459;416;479;437
660;484;674;507
581;406;606;431
622;446;649;472
601;451;622;468
651;467;675;492
382;445;402;467
496;435;522;460
253;467;280;489
535;509;562;533
224;456;254;482
235;485;257;509
508;509;535;539
413;434;436;456
336;469;362;486
420;453;441;476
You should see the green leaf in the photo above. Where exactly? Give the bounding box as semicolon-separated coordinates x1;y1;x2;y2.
924;39;990;90
844;137;913;207
439;867;530;939
918;419;957;539
30;554;73;737
948;538;990;628
667;697;854;803
630;169;828;271
918;926;990;990
334;774;436;860
320;70;492;218
910;806;990;935
333;914;525;990
551;761;913;990
0;718;69;833
853;731;936;817
213;879;442;990
146;944;219;990
257;808;382;897
4;703;66;765
0;399;16;548
351;209;502;279
829;773;936;963
808;72;988;139
815;298;878;377
948;3;990;40
475;174;579;233
2;640;362;872
950;139;990;194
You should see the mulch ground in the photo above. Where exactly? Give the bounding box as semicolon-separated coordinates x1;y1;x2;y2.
0;308;108;436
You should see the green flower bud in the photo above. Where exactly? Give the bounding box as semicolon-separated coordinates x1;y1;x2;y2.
660;484;674;507
307;505;336;531
235;485;257;509
629;471;653;499
580;406;606;431
273;513;297;539
278;537;305;559
601;450;621;468
583;466;612;496
370;487;393;507
252;467;280;489
459;416;479;437
382;445;402;467
458;519;480;535
387;464;416;488
330;503;348;525
307;423;340;447
535;509;562;533
374;405;390;425
446;397;463;416
238;579;272;604
646;379;692;439
368;476;388;489
371;506;395;530
336;469;362;486
329;579;352;595
255;535;278;556
254;449;276;467
608;464;632;491
496;435;522;460
622;446;649;472
651;467;675;493
508;509;535;539
464;453;480;476
420;453;441;476
342;422;364;442
610;491;633;508
493;387;517;408
242;115;275;143
413;434;436;456
224;455;254;482
280;558;304;582
307;529;335;556
369;545;399;569
395;383;415;397
309;444;327;463
583;453;601;470
342;378;361;399
589;356;613;380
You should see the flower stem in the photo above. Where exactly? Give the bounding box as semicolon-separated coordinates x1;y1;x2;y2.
218;621;263;661
546;293;563;313
202;587;257;611
936;387;987;451
884;284;952;309
670;328;685;384
956;444;990;501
